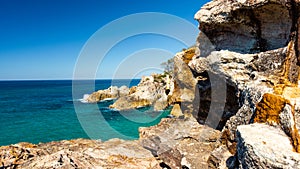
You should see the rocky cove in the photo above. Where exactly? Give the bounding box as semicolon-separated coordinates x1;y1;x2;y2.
2;0;300;168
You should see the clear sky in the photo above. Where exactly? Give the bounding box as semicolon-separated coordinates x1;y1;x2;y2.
0;0;210;80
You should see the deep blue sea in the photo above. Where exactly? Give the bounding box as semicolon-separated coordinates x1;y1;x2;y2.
0;80;171;146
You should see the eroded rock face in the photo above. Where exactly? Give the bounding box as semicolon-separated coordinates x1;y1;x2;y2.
3;0;300;168
171;49;198;117
185;0;300;168
237;123;300;169
110;74;174;111
195;0;293;54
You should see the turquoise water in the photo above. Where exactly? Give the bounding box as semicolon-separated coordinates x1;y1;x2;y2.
0;80;171;146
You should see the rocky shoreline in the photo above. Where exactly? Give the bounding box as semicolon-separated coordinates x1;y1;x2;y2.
2;0;300;168
85;73;174;112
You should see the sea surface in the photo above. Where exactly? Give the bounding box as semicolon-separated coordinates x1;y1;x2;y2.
0;80;171;146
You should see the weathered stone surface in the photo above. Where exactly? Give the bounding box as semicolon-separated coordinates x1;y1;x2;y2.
253;93;300;152
110;74;174;111
139;117;220;169
195;0;293;54
0;139;160;169
208;145;236;169
188;1;300;168
171;49;198;117
86;86;129;103
237;123;300;169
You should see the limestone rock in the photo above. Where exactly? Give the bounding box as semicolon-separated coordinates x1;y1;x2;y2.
139;117;220;169
195;0;293;54
171;49;198;118
237;123;300;169
110;74;174;111
187;1;300;168
208;145;236;169
0;139;160;169
118;85;130;97
86;86;130;103
253;93;300;152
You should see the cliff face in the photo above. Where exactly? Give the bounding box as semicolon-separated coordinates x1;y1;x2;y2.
195;0;293;54
178;0;300;167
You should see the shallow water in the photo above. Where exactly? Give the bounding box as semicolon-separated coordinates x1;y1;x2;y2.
0;80;170;146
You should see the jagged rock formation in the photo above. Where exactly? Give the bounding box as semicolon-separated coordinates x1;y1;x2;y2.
86;73;174;111
86;86;130;103
110;73;174;111
169;48;199;118
186;0;300;168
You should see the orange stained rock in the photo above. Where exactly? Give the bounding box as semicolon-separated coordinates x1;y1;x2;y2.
254;93;300;152
292;125;300;153
254;93;288;124
182;47;196;64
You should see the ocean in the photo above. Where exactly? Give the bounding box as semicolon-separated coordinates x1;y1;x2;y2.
0;80;171;146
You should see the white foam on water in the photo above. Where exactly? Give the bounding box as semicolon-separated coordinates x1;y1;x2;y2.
79;94;90;103
100;98;114;102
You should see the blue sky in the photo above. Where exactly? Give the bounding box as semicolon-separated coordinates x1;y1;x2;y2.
0;0;209;80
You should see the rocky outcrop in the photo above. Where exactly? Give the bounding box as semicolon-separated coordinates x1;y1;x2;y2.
186;0;300;168
110;74;174;111
237;123;300;168
170;48;198;118
253;93;300;152
86;86;130;103
86;73;174;111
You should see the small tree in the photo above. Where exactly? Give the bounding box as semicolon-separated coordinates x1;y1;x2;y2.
160;58;174;74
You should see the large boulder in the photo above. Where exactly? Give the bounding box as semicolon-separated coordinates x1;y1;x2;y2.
237;123;300;168
195;0;293;54
139;117;220;169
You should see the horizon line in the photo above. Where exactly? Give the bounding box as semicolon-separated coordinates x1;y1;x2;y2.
0;78;142;81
